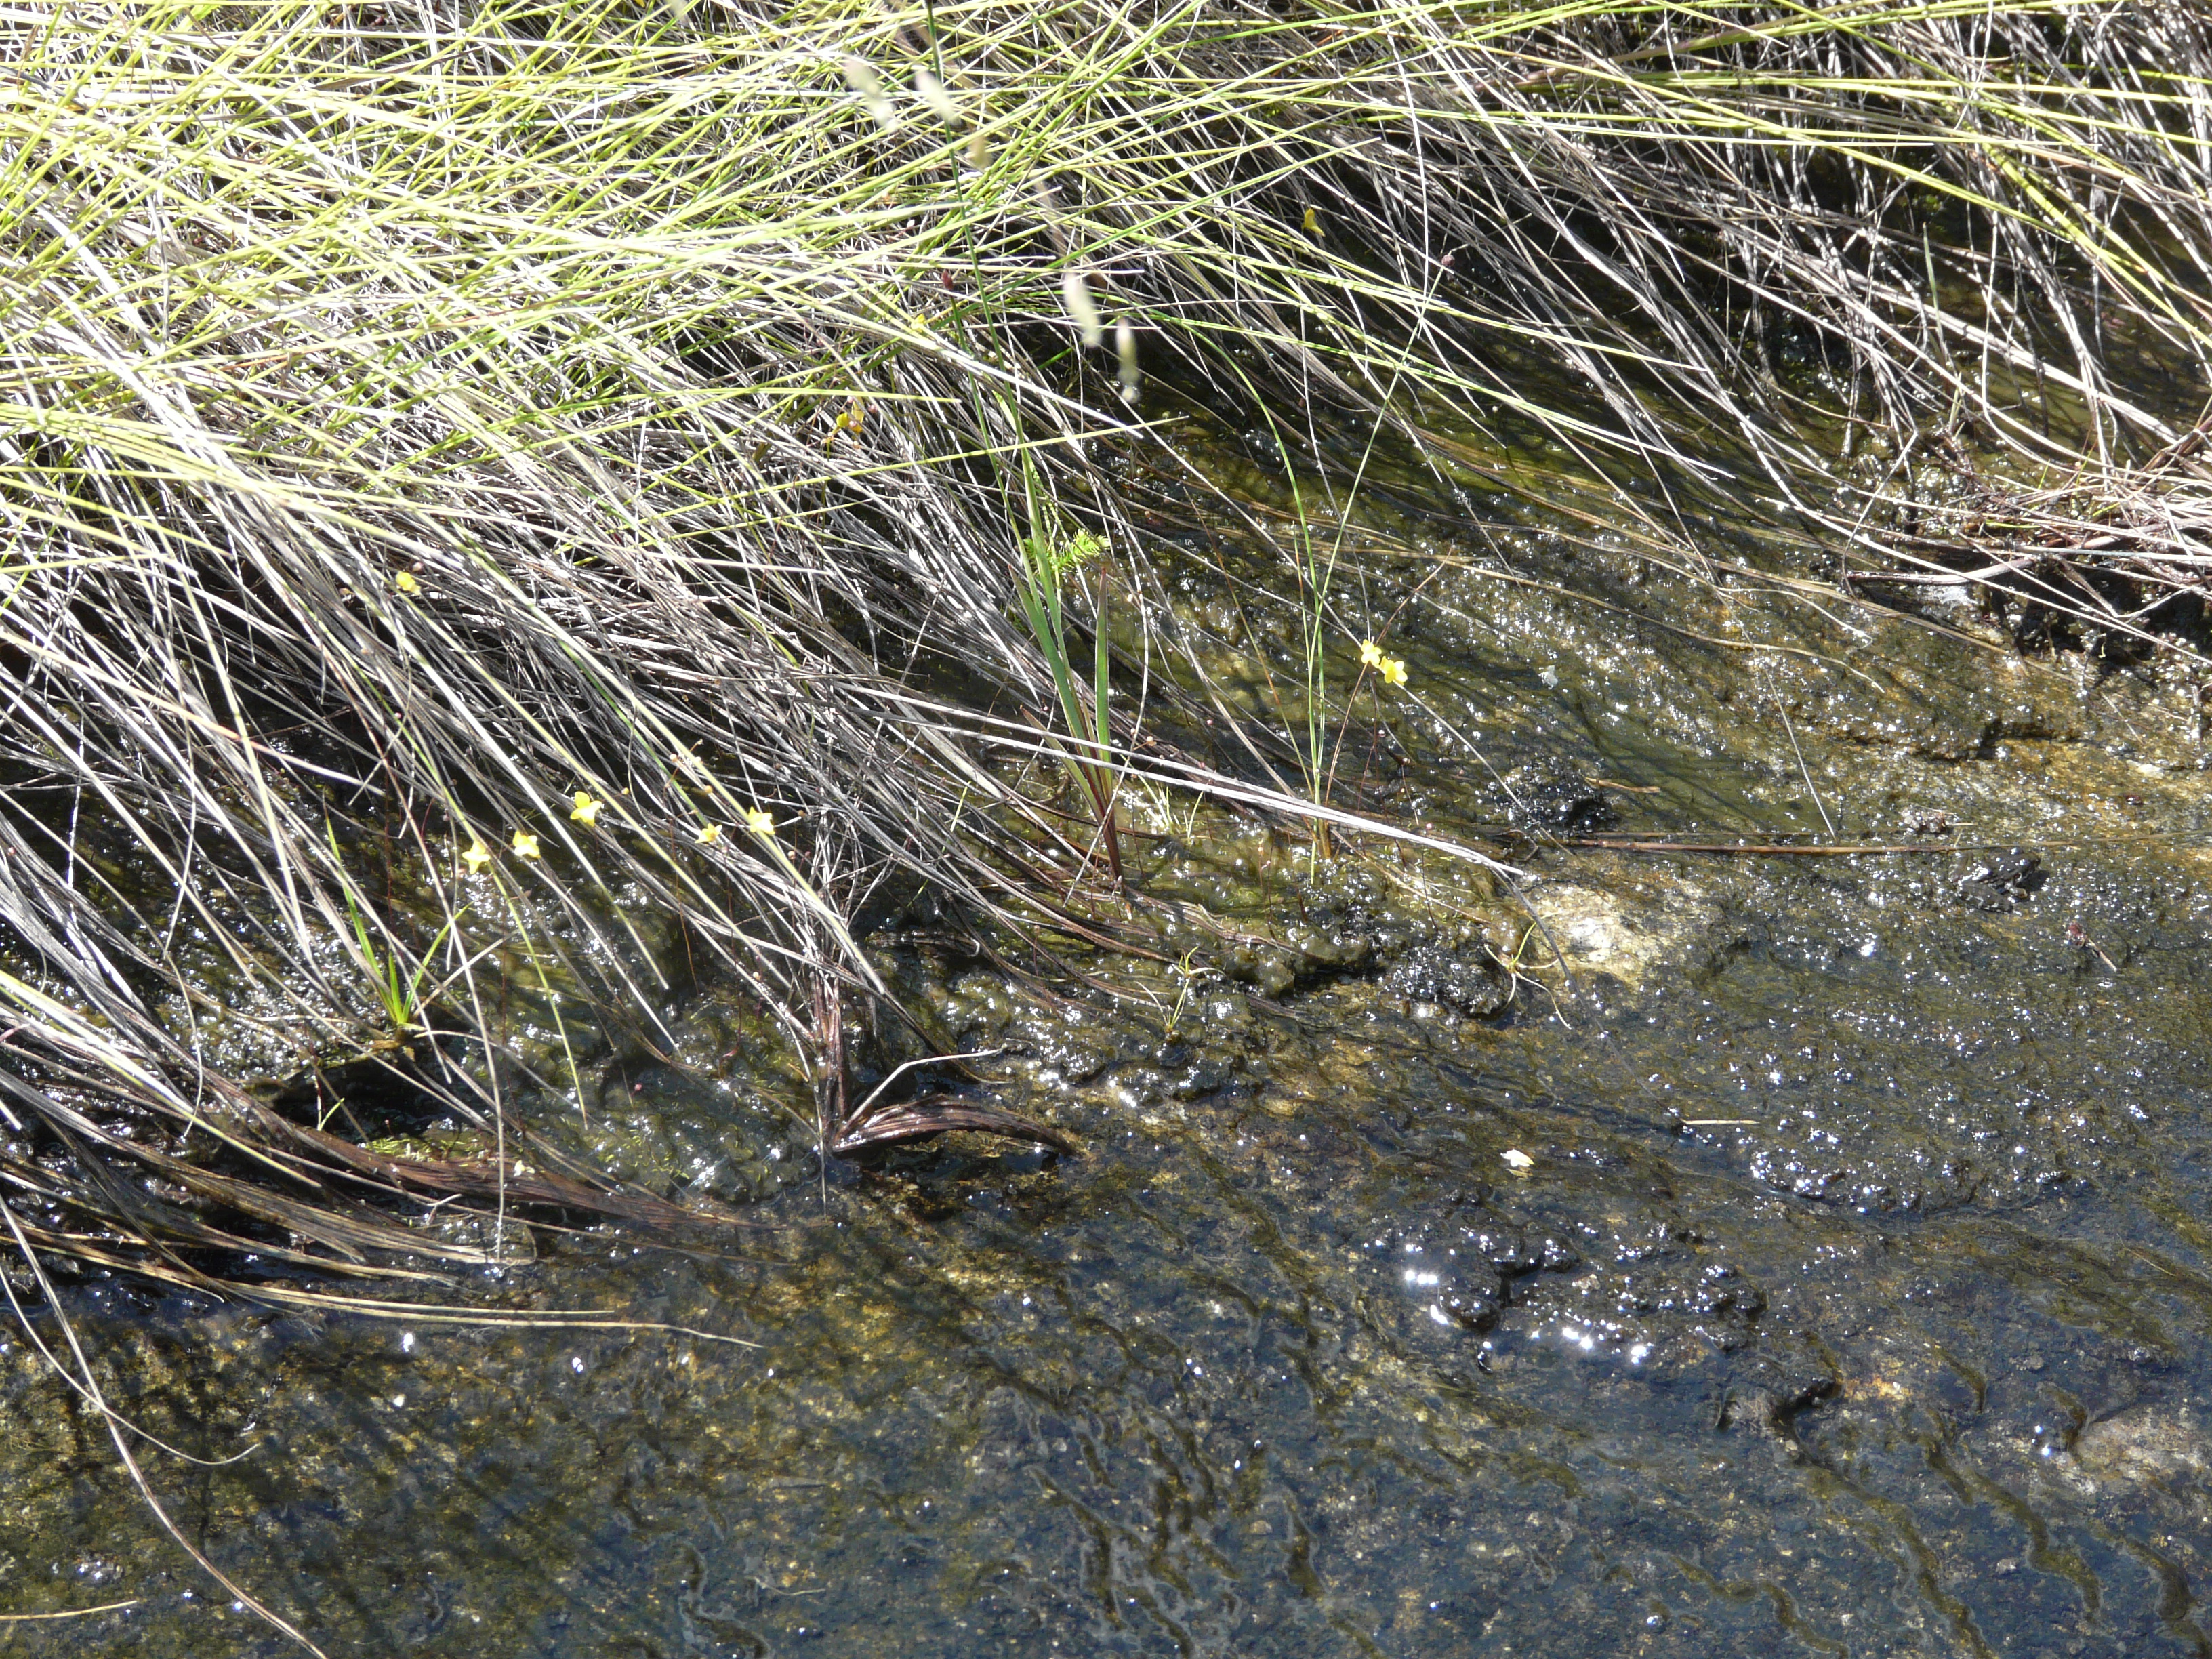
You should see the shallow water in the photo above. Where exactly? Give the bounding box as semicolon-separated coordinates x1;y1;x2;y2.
6;459;2212;1658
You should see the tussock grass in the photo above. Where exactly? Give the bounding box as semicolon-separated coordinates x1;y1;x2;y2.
0;0;2206;1307
3;0;2209;1641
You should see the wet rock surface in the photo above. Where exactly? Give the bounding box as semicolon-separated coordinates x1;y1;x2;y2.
1957;848;2047;911
2074;1405;2211;1486
1498;763;1618;834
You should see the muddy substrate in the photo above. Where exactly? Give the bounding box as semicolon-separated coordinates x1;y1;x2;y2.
4;507;2212;1658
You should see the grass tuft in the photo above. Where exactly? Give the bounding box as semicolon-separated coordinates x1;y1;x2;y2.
0;0;2204;1301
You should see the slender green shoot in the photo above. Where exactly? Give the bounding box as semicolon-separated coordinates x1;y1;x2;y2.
328;822;460;1041
1015;461;1124;880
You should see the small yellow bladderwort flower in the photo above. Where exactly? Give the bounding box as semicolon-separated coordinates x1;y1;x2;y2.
695;823;722;844
461;840;493;873
1380;655;1408;689
512;830;541;860
394;570;420;594
1359;638;1384;669
741;807;775;838
570;791;602;826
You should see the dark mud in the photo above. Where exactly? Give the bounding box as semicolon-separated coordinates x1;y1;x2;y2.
5;472;2212;1658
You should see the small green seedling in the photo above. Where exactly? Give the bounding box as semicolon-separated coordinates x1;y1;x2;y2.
1015;465;1123;880
328;822;460;1040
1164;946;1206;1038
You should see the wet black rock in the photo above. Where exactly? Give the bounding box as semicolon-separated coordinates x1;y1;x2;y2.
1537;1234;1582;1272
1357;1216;1515;1312
1200;878;1519;1018
1438;1289;1500;1330
1383;944;1513;1018
1500;766;1617;834
1956;849;2045;911
1689;1262;1763;1316
1295;877;1427;962
1717;1375;1837;1460
1462;1224;1536;1275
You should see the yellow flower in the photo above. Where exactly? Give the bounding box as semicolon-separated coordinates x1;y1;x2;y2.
741;807;776;839
460;840;493;873
695;823;722;844
512;830;540;860
394;570;420;594
1379;655;1408;689
1359;638;1383;669
570;791;602;826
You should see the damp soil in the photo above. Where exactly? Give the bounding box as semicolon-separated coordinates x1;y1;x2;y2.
5;459;2212;1658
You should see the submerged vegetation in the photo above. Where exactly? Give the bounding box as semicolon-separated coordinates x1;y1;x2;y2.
0;0;2207;1369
